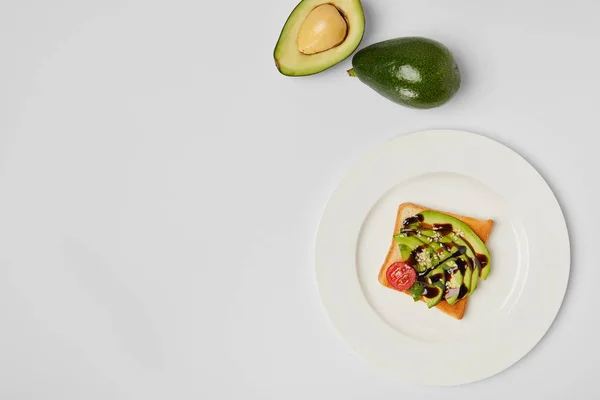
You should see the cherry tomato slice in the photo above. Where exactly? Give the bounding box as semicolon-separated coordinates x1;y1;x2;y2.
386;262;416;291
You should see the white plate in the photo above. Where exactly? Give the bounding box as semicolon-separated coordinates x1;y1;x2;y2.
315;129;570;386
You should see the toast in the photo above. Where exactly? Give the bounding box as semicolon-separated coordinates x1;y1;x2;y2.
378;202;494;320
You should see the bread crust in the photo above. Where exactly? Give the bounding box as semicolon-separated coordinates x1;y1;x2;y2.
378;203;494;320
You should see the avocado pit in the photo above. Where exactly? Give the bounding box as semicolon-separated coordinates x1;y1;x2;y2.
297;4;348;55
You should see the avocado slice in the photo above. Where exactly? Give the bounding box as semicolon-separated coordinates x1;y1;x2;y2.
443;259;464;305
423;281;445;309
418;210;491;280
456;256;472;299
437;234;481;295
347;37;461;109
393;234;435;273
409;262;463;307
274;0;365;76
405;228;455;261
469;253;481;294
393;234;424;261
420;266;446;308
425;266;446;285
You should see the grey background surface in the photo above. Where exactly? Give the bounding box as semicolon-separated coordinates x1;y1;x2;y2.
0;0;595;398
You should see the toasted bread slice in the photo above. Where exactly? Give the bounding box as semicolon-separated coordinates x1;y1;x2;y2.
378;202;494;320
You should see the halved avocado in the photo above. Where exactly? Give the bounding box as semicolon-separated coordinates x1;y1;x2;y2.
274;0;365;76
418;210;492;280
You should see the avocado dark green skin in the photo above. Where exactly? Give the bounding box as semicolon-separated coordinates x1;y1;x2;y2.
349;37;461;109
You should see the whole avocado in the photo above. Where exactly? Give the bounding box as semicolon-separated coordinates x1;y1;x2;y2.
348;37;461;109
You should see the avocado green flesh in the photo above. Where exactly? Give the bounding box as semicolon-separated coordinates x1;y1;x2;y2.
423;282;445;308
394;233;459;308
274;0;365;76
419;210;491;281
396;230;456;260
470;266;480;293
426;266;446;285
394;234;424;262
443;260;464;305
438;234;480;295
405;228;455;260
446;294;460;306
349;37;461;108
459;256;473;296
394;234;436;273
398;210;491;306
421;267;446;308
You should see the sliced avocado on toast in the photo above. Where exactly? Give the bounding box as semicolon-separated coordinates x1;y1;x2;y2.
379;203;493;320
419;210;491;280
394;209;492;309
